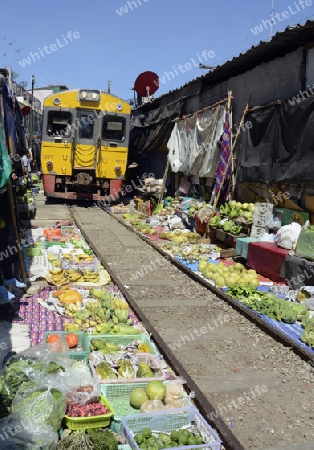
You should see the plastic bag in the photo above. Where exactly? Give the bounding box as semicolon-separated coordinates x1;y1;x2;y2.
259;232;275;242
0;414;58;449
11;383;66;432
275;222;302;249
268;216;281;233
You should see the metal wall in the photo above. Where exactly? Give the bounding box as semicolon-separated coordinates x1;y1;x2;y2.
198;48;303;125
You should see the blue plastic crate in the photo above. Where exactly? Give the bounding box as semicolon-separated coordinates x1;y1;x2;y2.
121;406;221;450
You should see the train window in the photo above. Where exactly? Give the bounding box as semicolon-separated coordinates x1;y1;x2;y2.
47;111;72;137
78;114;94;139
102;116;125;141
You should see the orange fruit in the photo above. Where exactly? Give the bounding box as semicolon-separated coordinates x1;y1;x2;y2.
47;334;61;344
47;334;62;352
65;333;79;348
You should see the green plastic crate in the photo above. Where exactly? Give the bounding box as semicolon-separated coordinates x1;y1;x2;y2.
44;331;89;361
86;334;159;356
102;381;193;434
102;382;151;426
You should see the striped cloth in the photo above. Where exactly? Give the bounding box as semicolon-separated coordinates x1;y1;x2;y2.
214;112;231;197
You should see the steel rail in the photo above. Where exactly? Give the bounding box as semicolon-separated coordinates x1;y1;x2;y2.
68;204;314;450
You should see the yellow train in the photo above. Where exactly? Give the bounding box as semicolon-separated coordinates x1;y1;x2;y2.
40;89;131;201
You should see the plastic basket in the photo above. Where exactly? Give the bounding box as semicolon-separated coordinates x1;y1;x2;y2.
102;382;192;434
86;334;160;356
121;406;221;450
64;395;113;430
90;353;166;384
25;247;42;257
43;331;89;361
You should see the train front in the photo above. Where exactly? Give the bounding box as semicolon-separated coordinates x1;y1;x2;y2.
40;89;131;201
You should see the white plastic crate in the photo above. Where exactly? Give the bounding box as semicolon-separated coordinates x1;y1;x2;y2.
121;406;221;450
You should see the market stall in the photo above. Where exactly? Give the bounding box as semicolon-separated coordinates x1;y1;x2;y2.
0;219;222;449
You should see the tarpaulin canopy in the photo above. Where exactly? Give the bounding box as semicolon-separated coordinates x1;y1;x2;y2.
129;99;183;156
237;94;314;183
167;104;226;177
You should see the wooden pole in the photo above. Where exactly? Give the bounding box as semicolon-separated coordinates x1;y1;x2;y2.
206;97;250;234
7;180;28;288
210;92;235;213
158;158;170;204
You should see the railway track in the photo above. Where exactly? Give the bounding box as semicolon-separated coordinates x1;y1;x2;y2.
68;203;314;450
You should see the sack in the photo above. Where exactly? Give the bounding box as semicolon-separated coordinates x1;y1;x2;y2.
275;222;302;249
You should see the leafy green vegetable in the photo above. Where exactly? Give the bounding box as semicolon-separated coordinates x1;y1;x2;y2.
10;387;66;432
226;286;308;326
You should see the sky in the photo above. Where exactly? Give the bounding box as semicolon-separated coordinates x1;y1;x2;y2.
2;0;314;102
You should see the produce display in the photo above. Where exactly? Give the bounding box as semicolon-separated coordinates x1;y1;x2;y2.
57;428;119;450
198;261;259;288
160;242;216;264
300;316;314;348
226;286;309;324
66;400;110;417
133;427;205;449
6;202;314;450
90;353;164;382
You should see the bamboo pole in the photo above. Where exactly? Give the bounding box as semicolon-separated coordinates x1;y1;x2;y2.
207;97;250;235
171;97;229;122
158;157;170;204
7;180;28;288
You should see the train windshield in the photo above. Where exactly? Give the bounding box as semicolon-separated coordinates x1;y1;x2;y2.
102;115;125;141
47;111;72;137
78;113;95;139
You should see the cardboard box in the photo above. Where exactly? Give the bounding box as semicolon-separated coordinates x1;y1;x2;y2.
305;196;314;213
273;207;309;226
220;248;238;258
216;229;246;248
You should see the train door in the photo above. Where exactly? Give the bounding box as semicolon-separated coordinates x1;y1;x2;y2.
73;110;100;171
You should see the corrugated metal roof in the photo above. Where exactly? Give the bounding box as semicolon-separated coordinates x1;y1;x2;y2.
202;20;314;86
143;19;314;106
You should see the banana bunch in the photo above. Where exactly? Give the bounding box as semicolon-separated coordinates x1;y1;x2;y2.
48;268;68;285
63;301;82;317
230;224;242;235
114;297;129;310
61;253;74;260
66;269;84;282
64;322;81;331
83;271;100;282
75;254;94;263
220;202;230;216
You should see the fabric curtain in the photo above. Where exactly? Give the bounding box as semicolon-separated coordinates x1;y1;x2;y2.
237;94;314;183
167;104;225;176
0;75;12;190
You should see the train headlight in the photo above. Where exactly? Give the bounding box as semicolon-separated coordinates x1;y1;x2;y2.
79;90;88;100
78;90;100;102
46;161;53;170
114;166;122;173
53;97;61;106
